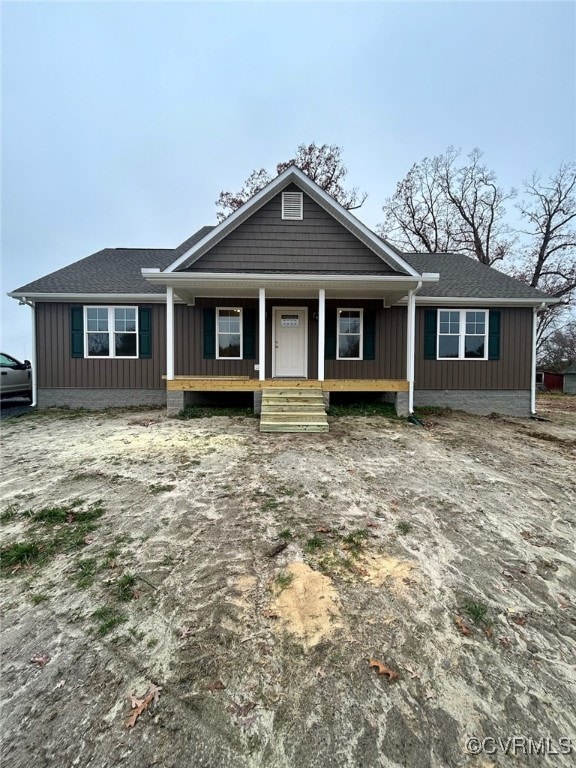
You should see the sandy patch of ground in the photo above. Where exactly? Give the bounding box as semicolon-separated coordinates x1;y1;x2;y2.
270;562;342;648
1;397;575;767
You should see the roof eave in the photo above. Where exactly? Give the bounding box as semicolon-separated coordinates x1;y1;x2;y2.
7;291;168;303
407;296;561;307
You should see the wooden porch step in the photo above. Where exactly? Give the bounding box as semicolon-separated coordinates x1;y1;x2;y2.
260;422;329;433
262;403;326;413
260;411;327;423
260;387;328;433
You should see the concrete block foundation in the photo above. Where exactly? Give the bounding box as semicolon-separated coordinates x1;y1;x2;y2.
413;389;531;417
37;388;166;410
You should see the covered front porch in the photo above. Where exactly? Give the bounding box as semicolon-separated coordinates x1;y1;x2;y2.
142;270;439;418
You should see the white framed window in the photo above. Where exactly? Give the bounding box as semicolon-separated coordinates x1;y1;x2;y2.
337;308;363;360
437;309;488;360
85;306;138;358
281;191;303;220
216;308;242;359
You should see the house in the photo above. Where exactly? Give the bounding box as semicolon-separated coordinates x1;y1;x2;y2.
536;370;564;391
563;362;576;395
9;166;557;428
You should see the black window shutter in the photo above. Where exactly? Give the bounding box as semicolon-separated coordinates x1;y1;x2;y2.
363;310;376;360
243;308;256;360
424;309;437;360
488;310;501;360
70;306;84;358
325;309;336;360
138;307;152;359
203;308;216;359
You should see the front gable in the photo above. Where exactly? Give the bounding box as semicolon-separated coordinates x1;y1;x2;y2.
165;166;418;277
179;183;402;275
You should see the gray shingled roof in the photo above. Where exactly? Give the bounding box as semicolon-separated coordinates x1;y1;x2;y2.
11;226;553;303
403;252;552;300
11;228;214;296
12;249;174;295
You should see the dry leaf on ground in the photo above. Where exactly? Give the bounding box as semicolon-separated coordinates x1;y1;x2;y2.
455;616;472;636
203;680;226;693
124;683;162;728
30;654;50;667
228;701;256;717
368;659;399;681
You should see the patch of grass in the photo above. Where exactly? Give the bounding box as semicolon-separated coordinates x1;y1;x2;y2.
177;405;254;420
305;535;325;553
93;605;128;636
396;521;413;535
72;557;98;589
149;483;175;494
463;599;491;626
262;498;280;511
116;573;137;602
317;553;355;575
341;528;369;557
147;637;159;649
102;547;121;568
279;528;293;541
329;401;397;418
30;593;49;605
0;505;19;523
0;541;43;571
275;571;294;590
0;501;105;577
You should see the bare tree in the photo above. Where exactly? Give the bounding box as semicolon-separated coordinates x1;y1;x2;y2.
215;143;367;222
538;319;576;370
379;147;515;265
514;163;576;291
508;162;576;346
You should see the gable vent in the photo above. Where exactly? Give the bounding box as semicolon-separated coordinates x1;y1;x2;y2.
281;191;303;220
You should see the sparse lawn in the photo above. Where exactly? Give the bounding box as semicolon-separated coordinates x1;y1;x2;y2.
1;403;575;767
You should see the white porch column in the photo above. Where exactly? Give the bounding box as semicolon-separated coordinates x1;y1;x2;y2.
406;288;416;413
318;288;326;381
259;288;266;381
166;287;174;380
530;304;544;415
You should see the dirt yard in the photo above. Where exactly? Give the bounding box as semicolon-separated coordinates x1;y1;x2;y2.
1;396;575;767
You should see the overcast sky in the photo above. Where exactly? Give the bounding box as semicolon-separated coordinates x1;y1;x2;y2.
2;0;575;358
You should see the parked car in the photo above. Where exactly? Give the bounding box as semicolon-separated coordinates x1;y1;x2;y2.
0;352;32;401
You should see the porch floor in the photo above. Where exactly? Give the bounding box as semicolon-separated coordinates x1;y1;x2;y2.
165;377;409;392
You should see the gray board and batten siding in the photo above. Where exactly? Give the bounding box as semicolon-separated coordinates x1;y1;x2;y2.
180;185;402;275
35;301;531;394
415;307;532;390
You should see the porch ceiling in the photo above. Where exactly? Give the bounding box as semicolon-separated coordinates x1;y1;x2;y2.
142;270;437;304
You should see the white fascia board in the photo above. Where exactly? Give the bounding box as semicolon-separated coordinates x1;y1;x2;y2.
163;166;420;277
143;271;439;285
407;296;561;307
7;292;178;303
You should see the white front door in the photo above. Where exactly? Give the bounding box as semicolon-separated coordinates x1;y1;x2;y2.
273;308;307;377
